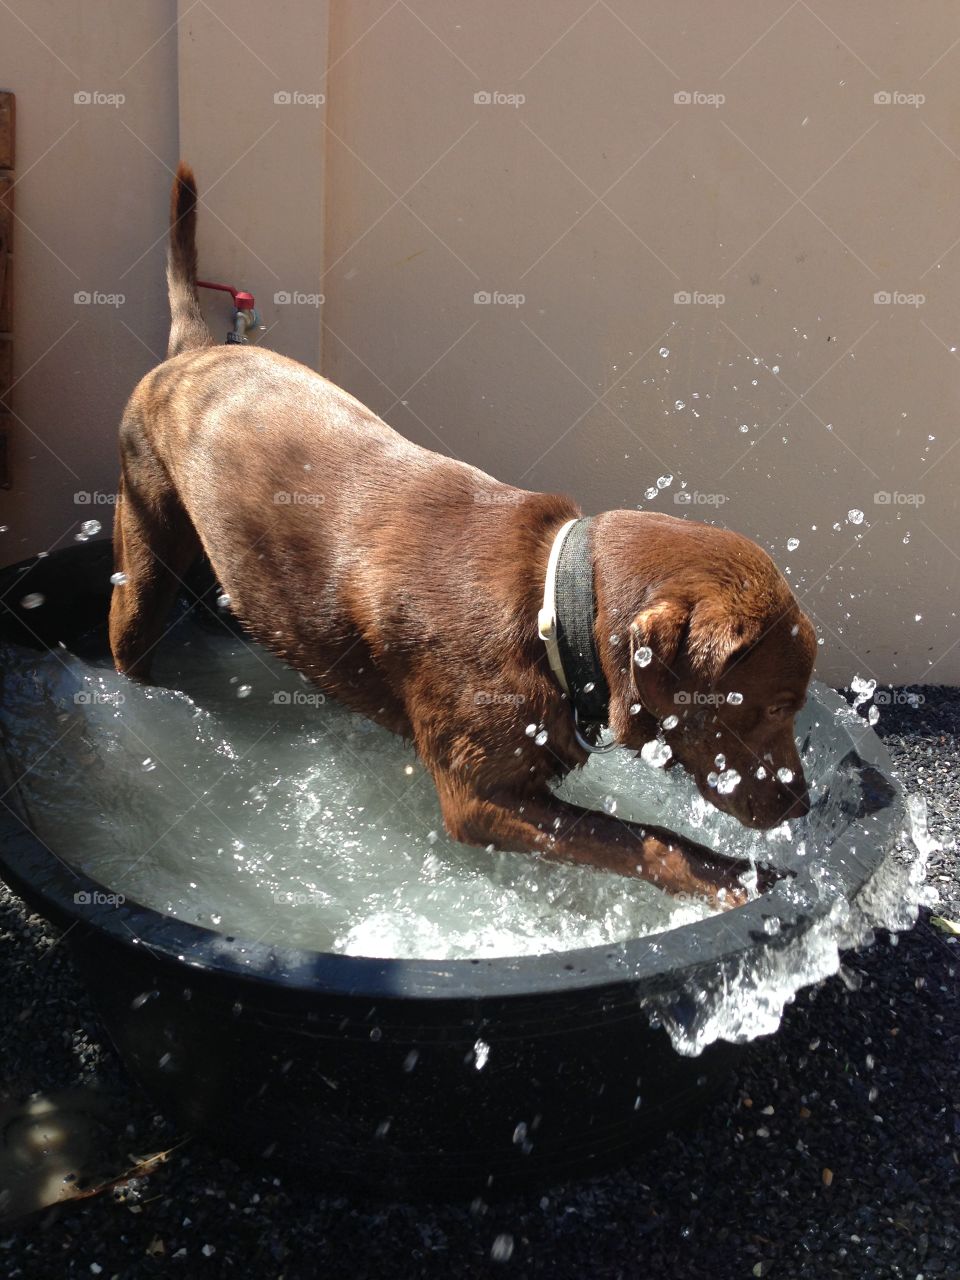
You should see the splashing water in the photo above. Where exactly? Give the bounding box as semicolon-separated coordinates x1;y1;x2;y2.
851;674;877;709
647;795;937;1055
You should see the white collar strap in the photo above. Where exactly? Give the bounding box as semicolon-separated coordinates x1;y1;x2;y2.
537;518;578;696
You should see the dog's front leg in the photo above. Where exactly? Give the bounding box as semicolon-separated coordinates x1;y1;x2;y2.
436;780;755;905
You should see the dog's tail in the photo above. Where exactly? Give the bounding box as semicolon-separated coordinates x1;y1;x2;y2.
166;162;214;359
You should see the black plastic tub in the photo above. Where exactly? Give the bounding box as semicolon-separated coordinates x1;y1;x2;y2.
0;543;906;1197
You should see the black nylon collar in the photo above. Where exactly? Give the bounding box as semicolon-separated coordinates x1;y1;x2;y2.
553;517;610;726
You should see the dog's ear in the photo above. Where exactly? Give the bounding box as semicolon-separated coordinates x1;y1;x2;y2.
686;596;764;682
629;596;763;710
629;600;689;712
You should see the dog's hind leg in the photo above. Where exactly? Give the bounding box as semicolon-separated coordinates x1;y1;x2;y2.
109;421;201;681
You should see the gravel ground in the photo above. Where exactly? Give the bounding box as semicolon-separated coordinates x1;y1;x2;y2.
1;687;957;1280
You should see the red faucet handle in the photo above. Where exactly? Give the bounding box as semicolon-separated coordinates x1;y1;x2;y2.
197;280;255;311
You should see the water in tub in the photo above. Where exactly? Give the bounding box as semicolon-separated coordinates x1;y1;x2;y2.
0;600;929;973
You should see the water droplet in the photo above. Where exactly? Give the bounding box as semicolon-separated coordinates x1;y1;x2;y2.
714;753;726;769
474;1038;490;1070
110;571;127;586
534;729;548;746
634;646;653;668
656;474;673;488
644;486;658;500
662;714;679;730
141;757;156;771
659;346;669;358
217;593;232;609
640;738;672;768
629;702;642;715
786;537;799;551
755;765;767;780
491;1234;514;1262
603;795;617;814
850;675;876;709
80;519;101;536
846;509;864;525
236;684;252;698
776;767;794;784
717;768;741;795
20;593;44;610
403;1049;419;1072
867;705;879;725
726;691;744;705
524;723;537;737
583;681;595;693
674;400;686;411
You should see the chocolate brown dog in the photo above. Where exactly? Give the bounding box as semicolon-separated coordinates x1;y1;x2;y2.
110;164;816;905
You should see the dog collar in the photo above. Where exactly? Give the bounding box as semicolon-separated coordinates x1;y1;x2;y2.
537;517;612;738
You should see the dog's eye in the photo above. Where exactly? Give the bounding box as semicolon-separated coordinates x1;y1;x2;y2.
767;702;792;718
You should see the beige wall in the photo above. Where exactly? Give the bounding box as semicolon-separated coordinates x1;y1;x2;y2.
2;2;958;687
1;0;178;555
175;0;329;373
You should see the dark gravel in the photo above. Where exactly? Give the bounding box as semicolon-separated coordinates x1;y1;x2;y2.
1;687;957;1280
